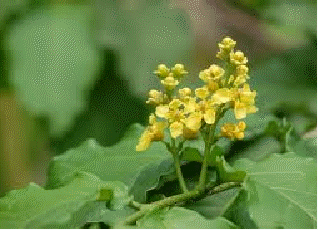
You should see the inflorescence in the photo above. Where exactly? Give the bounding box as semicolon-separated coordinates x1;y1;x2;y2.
136;36;257;152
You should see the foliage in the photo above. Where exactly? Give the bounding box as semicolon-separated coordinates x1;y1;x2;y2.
0;35;316;228
0;121;316;228
234;153;317;229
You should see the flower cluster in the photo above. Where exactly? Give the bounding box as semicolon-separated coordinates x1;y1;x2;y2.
220;121;246;140
136;37;257;151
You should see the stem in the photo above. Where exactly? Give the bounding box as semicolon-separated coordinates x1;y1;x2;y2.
124;182;242;225
279;117;291;154
198;123;216;191
197;107;227;191
171;138;188;193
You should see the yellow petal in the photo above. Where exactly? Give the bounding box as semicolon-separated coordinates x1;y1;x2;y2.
169;99;181;110
136;130;152;151
185;112;202;131
204;109;215;124
155;105;170;118
170;121;184;138
195;87;209;99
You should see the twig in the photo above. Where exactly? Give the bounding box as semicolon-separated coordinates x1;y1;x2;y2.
124;181;242;225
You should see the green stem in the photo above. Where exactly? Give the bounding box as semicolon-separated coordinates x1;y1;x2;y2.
198;123;217;191
197;107;228;191
171;138;188;193
124;182;242;225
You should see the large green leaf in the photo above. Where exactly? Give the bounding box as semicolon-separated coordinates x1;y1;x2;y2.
184;188;241;219
136;207;238;229
46;124;171;190
0;172;132;228
223;189;258;229
233;152;317;228
293;137;317;158
129;158;175;203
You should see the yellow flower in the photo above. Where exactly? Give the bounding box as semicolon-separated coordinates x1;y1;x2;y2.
237;121;246;130
172;64;188;77
234;76;247;86
195;87;210;99
240;89;256;105
184;112;202;131
206;80;219;92
149;121;166;141
170;121;184;138
149;113;156;125
246;105;258;114
136;129;153;151
183;97;197;114
155;105;170;118
230;51;248;65
216;37;236;59
161;74;179;90
154;64;170;77
218;37;236;50
236;65;249;76
199;65;225;83
220;122;246;141
146;89;164;104
209;64;225;79
136;119;167;151
234;121;246;139
179;88;192;98
204;108;216;124
169;99;182;110
166;109;185;123
234;101;247;119
199;69;210;83
213;88;232;104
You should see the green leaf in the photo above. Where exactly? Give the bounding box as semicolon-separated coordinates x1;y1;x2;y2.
7;6;103;136
46;124;171;190
181;147;203;162
224;189;258;229
265;120;279;136
216;157;247;183
233;152;317;229
181;146;223;165
293;137;317;158
0;172;132;228
184;188;241;219
137;207;238;229
129;158;175;203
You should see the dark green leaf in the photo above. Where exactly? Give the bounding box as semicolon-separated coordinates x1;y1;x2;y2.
181;147;202;162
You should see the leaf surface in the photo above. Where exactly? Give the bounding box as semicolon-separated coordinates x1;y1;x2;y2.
233;152;317;229
0;172;131;228
46;124;171;190
137;207;238;229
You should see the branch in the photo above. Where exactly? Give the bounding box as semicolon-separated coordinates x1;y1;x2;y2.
124;181;242;226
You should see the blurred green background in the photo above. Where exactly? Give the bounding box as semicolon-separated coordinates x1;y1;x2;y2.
0;0;316;195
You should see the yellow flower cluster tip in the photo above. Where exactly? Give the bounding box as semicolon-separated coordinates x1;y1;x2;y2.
220;121;246;141
137;37;257;151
